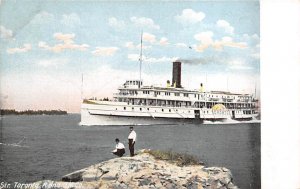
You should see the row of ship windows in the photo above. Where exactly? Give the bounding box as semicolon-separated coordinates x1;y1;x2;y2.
115;107;254;114
155;92;198;97
119;107;190;113
126;81;143;85
127;90;252;99
243;110;253;114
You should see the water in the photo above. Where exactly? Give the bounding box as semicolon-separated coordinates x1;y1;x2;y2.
0;115;260;189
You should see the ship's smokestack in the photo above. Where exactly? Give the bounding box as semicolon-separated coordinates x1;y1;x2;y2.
172;61;182;88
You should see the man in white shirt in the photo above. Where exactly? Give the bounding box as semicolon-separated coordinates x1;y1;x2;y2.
128;126;136;157
111;138;125;157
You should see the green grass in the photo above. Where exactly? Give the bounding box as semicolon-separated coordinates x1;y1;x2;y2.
145;149;203;166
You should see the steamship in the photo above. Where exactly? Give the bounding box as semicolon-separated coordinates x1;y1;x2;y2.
80;61;259;126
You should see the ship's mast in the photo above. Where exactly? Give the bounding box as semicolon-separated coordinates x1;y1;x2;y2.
254;81;257;99
226;76;229;92
81;73;83;101
0;111;3;161
139;31;143;88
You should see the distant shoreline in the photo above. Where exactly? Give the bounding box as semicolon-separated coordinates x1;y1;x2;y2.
0;109;68;115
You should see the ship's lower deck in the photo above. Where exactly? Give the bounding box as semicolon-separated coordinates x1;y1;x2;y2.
80;101;257;126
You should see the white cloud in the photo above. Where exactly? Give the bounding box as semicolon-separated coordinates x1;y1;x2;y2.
61;13;81;27
31;11;55;25
194;31;214;52
194;31;247;52
212;36;247;50
0;25;13;40
251;34;259;40
108;17;125;30
194;31;214;44
251;53;260;59
242;33;260;59
126;34;165;47
229;65;253;70
175;43;188;48
145;56;178;63
54;33;75;44
124;41;152;50
242;33;260;57
37;58;69;67
175;9;205;25
38;33;89;53
242;33;260;41
242;34;249;39
128;54;141;61
159;37;169;46
7;44;31;54
143;32;156;43
229;60;244;66
125;42;135;49
130;16;160;30
216;20;234;35
38;41;49;48
228;60;253;70
92;47;119;56
137;44;152;49
128;53;178;63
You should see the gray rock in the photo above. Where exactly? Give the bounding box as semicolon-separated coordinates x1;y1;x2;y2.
134;175;145;179
138;178;151;186
217;181;223;188
61;170;84;182
102;176;117;180
30;151;239;189
186;182;199;189
164;182;177;189
228;182;239;189
219;176;232;185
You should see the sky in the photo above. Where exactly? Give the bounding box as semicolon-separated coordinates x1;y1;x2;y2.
0;0;260;113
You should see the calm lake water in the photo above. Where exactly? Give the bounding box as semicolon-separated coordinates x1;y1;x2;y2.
0;115;260;189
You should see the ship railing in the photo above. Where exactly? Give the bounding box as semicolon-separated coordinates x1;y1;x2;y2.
113;93;138;96
208;98;220;101
114;93;129;96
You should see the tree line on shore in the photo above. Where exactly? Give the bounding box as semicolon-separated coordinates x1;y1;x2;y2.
0;109;68;115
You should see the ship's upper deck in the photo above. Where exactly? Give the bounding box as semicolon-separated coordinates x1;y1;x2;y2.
115;82;255;104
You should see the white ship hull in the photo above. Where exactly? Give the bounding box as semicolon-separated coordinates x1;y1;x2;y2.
81;110;194;126
80;101;256;126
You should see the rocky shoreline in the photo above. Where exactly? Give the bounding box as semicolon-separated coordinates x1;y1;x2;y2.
30;150;238;189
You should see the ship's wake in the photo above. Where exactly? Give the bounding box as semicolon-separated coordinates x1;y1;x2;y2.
0;137;29;148
203;118;261;125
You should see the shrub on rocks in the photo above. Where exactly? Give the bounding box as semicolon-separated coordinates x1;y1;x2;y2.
145;149;203;166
